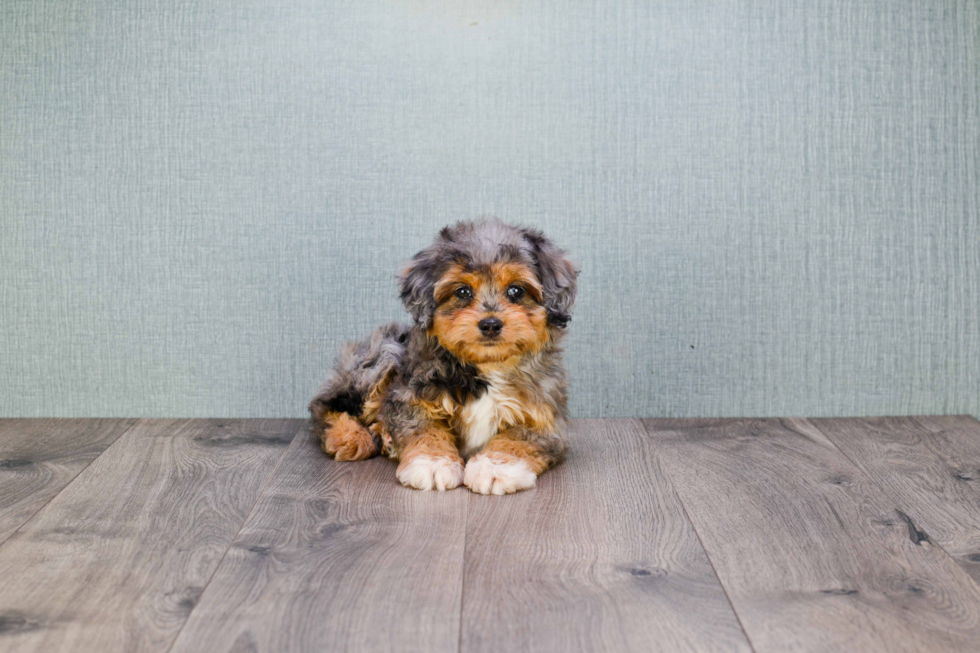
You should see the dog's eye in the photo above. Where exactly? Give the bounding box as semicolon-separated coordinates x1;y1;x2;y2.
506;285;525;302
454;286;473;300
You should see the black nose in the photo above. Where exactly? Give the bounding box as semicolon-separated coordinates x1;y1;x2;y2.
478;317;503;337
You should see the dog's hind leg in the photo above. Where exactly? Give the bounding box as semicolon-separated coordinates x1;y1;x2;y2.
309;322;409;462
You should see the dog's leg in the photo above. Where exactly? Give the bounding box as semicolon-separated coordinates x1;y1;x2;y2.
464;427;566;495
318;411;379;461
395;424;465;491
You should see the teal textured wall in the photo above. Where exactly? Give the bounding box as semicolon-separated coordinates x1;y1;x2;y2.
2;0;978;418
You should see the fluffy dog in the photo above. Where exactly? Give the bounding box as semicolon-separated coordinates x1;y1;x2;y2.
309;218;578;494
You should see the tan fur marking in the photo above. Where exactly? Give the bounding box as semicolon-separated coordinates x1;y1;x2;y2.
361;367;395;424
320;411;378;461
523;401;557;432
400;425;459;460
489;261;544;303
411;394;457;424
481;435;551;475
433;264;483;304
396;424;464;488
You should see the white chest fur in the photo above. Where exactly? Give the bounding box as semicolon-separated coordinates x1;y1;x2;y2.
458;371;524;455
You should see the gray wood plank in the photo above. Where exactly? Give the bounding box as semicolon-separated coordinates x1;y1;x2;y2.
168;427;468;653
643;418;980;653
810;415;980;585
460;419;751;653
0;418;299;653
0;418;137;546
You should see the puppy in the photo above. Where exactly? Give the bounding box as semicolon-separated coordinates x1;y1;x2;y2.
309;218;578;494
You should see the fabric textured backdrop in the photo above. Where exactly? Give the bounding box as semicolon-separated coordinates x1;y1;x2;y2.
1;0;978;418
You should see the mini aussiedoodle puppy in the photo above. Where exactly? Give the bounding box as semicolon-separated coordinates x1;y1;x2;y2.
309;218;578;495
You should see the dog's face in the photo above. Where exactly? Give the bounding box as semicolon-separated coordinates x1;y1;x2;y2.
429;261;549;364
399;219;578;365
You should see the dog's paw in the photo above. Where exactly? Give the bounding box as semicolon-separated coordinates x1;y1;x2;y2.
464;454;536;495
396;454;464;491
322;415;377;461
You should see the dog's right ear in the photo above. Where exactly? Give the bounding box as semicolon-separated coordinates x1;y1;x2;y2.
398;246;443;330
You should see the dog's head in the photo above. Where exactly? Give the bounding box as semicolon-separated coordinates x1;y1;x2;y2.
399;218;578;364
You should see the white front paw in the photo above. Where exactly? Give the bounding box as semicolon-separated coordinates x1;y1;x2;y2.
396;454;464;491
464;455;536;495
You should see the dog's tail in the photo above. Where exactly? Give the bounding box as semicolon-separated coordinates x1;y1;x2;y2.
309;322;409;460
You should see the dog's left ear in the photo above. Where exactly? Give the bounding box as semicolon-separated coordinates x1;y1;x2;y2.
521;227;579;328
398;245;443;330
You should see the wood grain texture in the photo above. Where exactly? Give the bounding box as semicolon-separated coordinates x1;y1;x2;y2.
643;417;980;653
810;415;980;585
461;419;750;653
168;428;468;653
0;418;137;546
0;419;299;653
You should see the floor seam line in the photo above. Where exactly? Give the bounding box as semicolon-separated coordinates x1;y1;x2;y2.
0;417;142;551
638;418;760;653
163;419;305;653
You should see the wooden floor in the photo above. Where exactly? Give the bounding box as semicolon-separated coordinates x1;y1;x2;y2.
1;417;979;652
